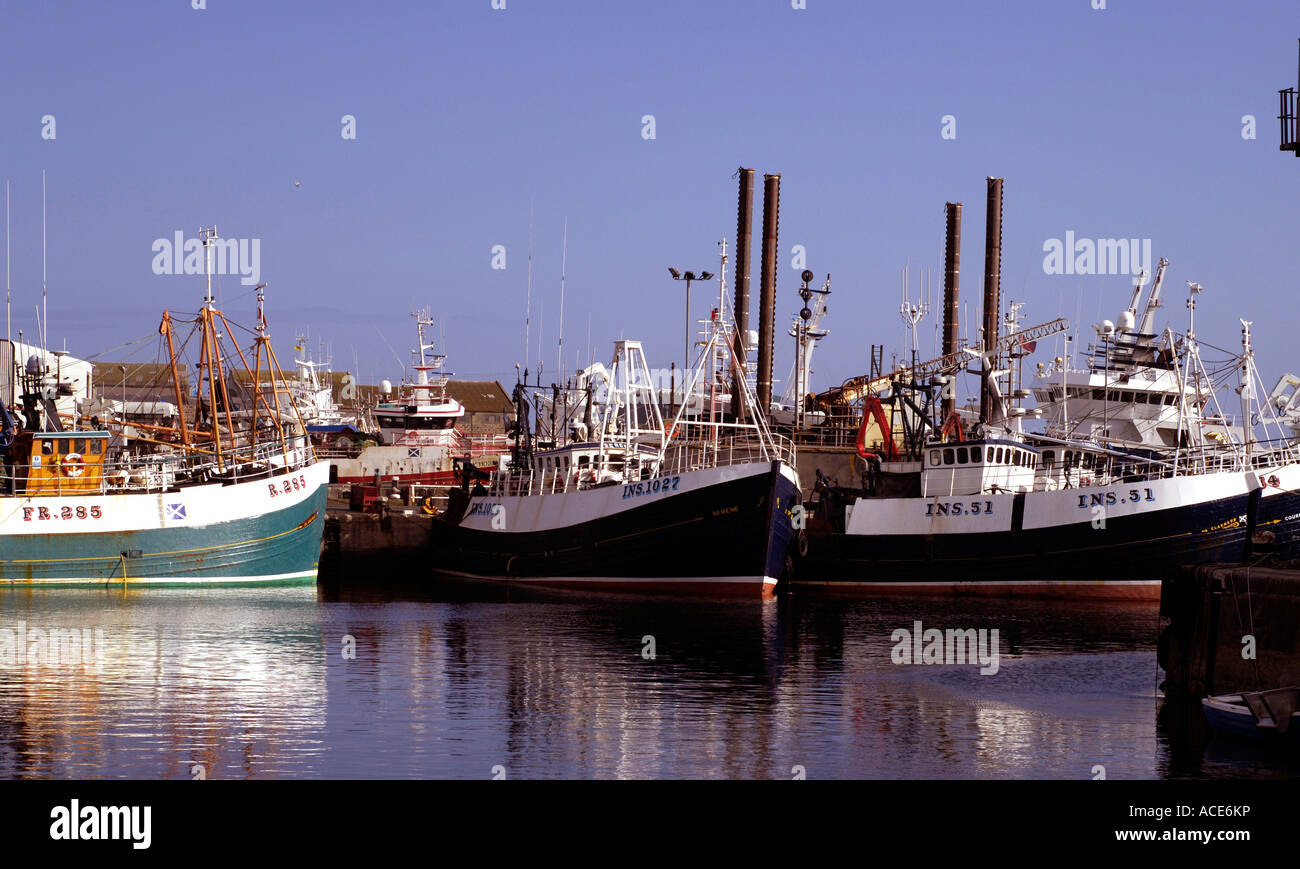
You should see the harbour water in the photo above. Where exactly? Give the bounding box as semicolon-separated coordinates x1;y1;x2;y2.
1;579;1292;780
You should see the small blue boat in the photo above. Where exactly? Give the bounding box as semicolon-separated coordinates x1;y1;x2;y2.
1202;688;1300;744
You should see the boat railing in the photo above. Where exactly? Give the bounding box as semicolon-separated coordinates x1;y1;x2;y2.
314;445;365;459
662;422;797;471
483;430;797;499
918;438;1300;498
791;425;859;449
2;436;317;497
463;433;511;457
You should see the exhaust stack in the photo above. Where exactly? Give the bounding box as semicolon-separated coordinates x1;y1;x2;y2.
942;201;962;419
980;177;1003;425
757;173;781;415
732;168;755;421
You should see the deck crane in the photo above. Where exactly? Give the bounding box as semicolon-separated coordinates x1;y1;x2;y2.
815;317;1070;410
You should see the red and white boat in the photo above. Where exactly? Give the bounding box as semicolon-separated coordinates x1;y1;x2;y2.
321;310;507;486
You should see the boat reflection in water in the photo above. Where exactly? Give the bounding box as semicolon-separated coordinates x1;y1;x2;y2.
315;579;1260;779
0;586;326;779
2;581;1293;778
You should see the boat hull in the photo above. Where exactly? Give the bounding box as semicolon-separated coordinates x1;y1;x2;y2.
429;460;801;597
1202;694;1300;744
795;463;1300;599
0;461;330;587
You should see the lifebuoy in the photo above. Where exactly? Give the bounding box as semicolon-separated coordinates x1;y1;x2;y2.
796;529;809;558
61;453;86;478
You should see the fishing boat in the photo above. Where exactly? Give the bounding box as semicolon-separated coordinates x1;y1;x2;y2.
0;228;328;586
277;333;374;446
1202;689;1300;744
1028;259;1239;449
795;279;1300;599
318;309;507;486
429;315;802;597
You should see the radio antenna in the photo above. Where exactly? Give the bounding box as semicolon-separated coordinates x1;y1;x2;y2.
557;216;567;380
523;199;533;374
42;170;47;355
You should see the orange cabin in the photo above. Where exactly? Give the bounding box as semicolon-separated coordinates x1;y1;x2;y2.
8;431;110;495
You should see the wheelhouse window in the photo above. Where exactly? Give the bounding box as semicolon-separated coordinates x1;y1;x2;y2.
970;447;982;463
405;416;455;430
956;447;968;464
943;449;955;465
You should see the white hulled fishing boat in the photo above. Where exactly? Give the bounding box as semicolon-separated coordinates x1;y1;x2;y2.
797;276;1300;599
0;228;328;586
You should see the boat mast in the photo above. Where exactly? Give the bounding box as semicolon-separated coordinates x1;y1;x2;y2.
1241;318;1254;462
557;217;567;382
199;228;224;469
160;311;191;448
220;283;293;457
523;199;533;377
1174;282;1203;473
5;178;10;345
41;170;46;359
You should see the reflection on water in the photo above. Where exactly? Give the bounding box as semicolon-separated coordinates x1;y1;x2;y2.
0;586;326;779
0;579;1292;779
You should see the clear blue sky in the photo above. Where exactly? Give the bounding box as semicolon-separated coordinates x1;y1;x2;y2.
0;0;1296;395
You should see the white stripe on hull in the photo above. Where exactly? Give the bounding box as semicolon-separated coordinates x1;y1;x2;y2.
0;569;319;586
436;569;778;594
844;462;1300;536
791;578;1161;600
0;460;331;537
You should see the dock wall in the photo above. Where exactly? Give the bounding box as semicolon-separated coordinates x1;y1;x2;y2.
1159;562;1300;698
